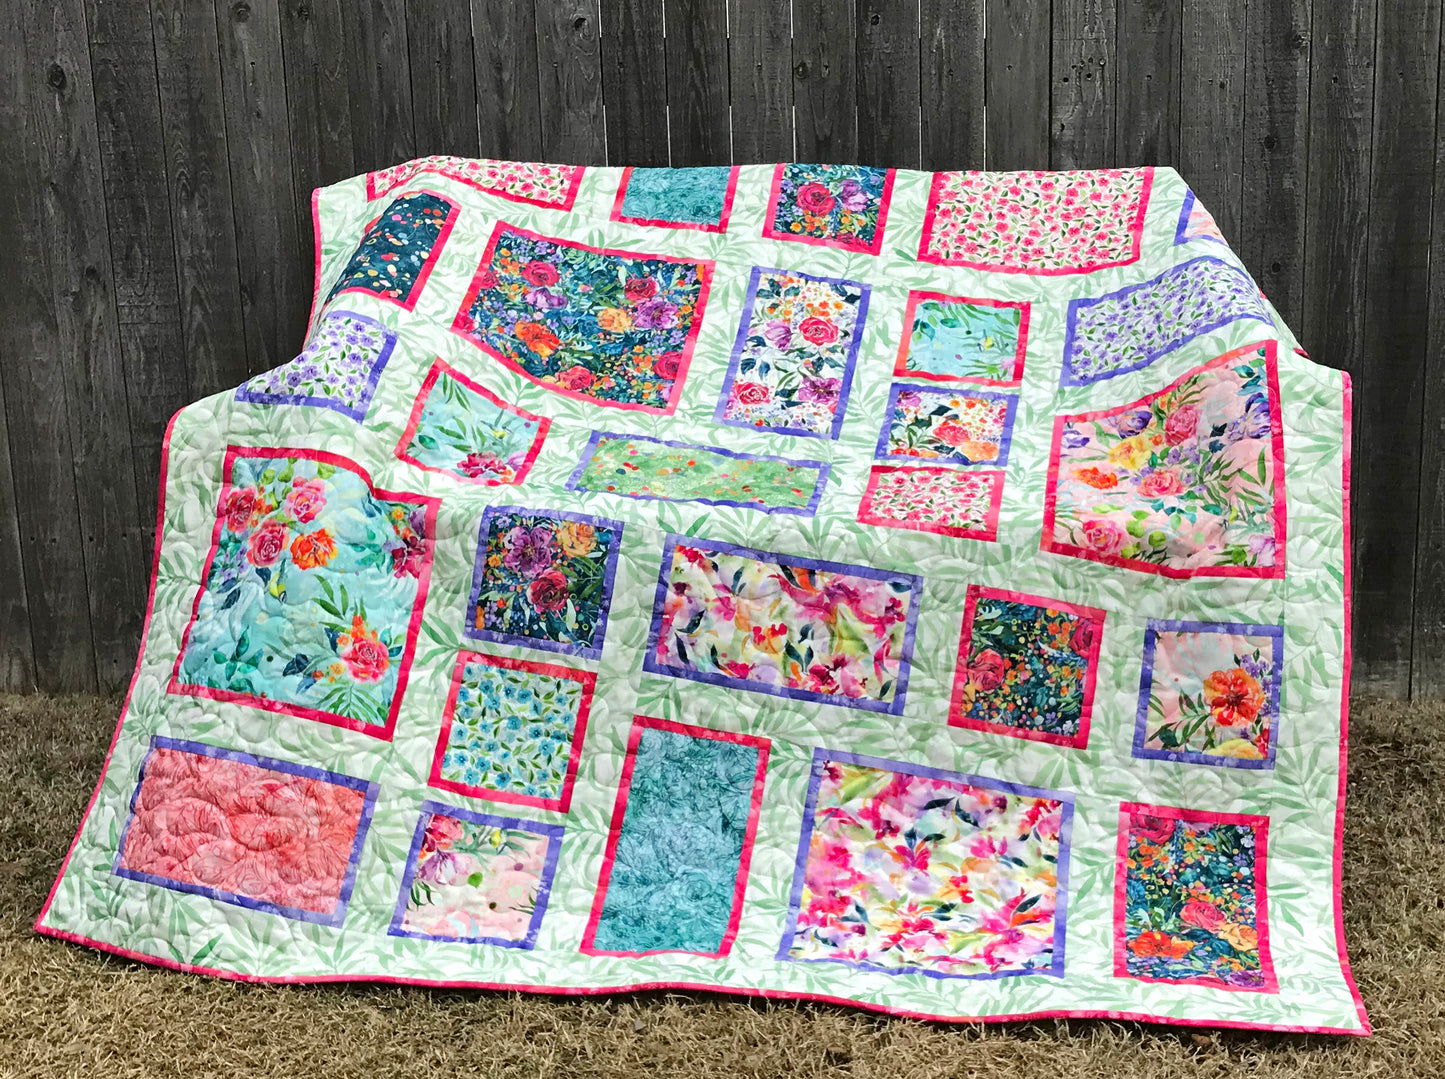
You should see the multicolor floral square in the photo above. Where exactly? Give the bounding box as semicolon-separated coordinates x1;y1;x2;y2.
114;737;377;926
396;358;550;485
949;586;1105;749
920;168;1152;274
875;384;1018;466
856;465;1004;540
1061;256;1273;387
465;506;623;659
1043;341;1285;578
611;165;739;232
715;266;869;439
367;156;584;209
1175;189;1227;245
1133;620;1283;768
389;801;564;948
763;163;895;254
645;535;922;714
327;190;459;310
236;310;396;421
1115;803;1275;992
893;291;1029;387
452;222;712;413
170;448;437;737
779;750;1073;980
581;717;769;957
430;651;595;812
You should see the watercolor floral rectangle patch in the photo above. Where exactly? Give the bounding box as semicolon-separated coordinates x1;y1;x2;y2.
949;586;1105;749
389;801;564;948
1133;620;1283;768
611;166;739;232
779;750;1073;980
465;506;623;659
236;309;396;420
715;266;869;439
876;383;1019;466
452;221;712;413
857;465;1004;540
169;447;438;738
1116;803;1275;992
327;190;459;310
113;737;377;926
644;535;922;713
581;716;769;957
893;291;1029;387
763;163;895;254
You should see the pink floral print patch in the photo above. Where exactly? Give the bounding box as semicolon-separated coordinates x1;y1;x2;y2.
856;465;1004;541
366;156;584;209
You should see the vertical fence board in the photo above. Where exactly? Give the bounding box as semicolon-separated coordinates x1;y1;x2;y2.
667;0;731;165
1179;0;1244;241
408;0;481;158
857;0;921;169
1355;0;1439;695
472;0;544;160
0;374;34;689
601;0;668;165
1052;0;1117;168
536;0;606;163
984;0;1050;170
793;0;858;162
345;1;417;169
1114;0;1180;166
728;0;792;162
920;0;982;171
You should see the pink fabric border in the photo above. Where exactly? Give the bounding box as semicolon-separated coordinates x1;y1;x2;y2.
892;289;1030;388
609;165;741;233
856;465;1004;542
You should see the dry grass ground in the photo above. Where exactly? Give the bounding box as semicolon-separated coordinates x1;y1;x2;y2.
0;694;1440;1078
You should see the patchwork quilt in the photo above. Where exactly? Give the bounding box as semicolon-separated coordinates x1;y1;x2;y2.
38;159;1369;1034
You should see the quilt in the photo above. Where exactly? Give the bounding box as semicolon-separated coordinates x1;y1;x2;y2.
37;158;1369;1035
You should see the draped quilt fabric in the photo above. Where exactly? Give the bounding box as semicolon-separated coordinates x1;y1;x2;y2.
37;159;1369;1034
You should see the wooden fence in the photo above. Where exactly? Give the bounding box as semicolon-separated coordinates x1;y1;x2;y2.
0;0;1438;696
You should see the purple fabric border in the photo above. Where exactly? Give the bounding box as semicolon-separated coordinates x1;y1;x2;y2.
234;309;397;422
111;736;378;928
775;747;1074;980
712;265;871;441
463;504;625;660
641;533;923;715
1059;255;1273;388
1131;619;1285;770
563;430;831;517
872;382;1019;467
387;799;566;949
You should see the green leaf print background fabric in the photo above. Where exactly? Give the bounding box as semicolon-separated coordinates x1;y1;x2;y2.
36;158;1368;1035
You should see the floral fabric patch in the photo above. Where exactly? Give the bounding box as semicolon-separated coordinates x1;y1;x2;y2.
367;156;584;209
170;448;437;737
763;163;895;254
236;310;396;420
581;717;769;957
894;291;1029;387
1116;803;1275;992
396;358;550;485
920;168;1153;274
876;384;1018;466
465;506;623;659
1061;256;1273;387
715;267;869;439
644;535;922;713
779;750;1073;979
566;431;829;516
948;587;1104;749
452;222;712;413
611;166;739;232
1174;189;1227;245
114;738;376;925
1133;620;1283;768
1043;341;1285;578
430;651;595;812
856;465;1004;541
327;190;459;311
390;801;563;948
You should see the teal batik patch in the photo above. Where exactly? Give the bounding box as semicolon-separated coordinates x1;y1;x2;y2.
615;166;737;230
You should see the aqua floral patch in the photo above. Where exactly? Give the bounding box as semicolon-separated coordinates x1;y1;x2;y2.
876;384;1018;466
390;801;563;948
763;163;895;254
1116;803;1275;992
780;750;1073;980
465;506;623;659
396;359;550;485
430;651;595;812
948;586;1104;748
856;465;1004;540
236;310;396;420
170;448;437;737
612;166;739;232
327;190;459;310
452;222;711;413
893;291;1029;387
1133;620;1283;768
